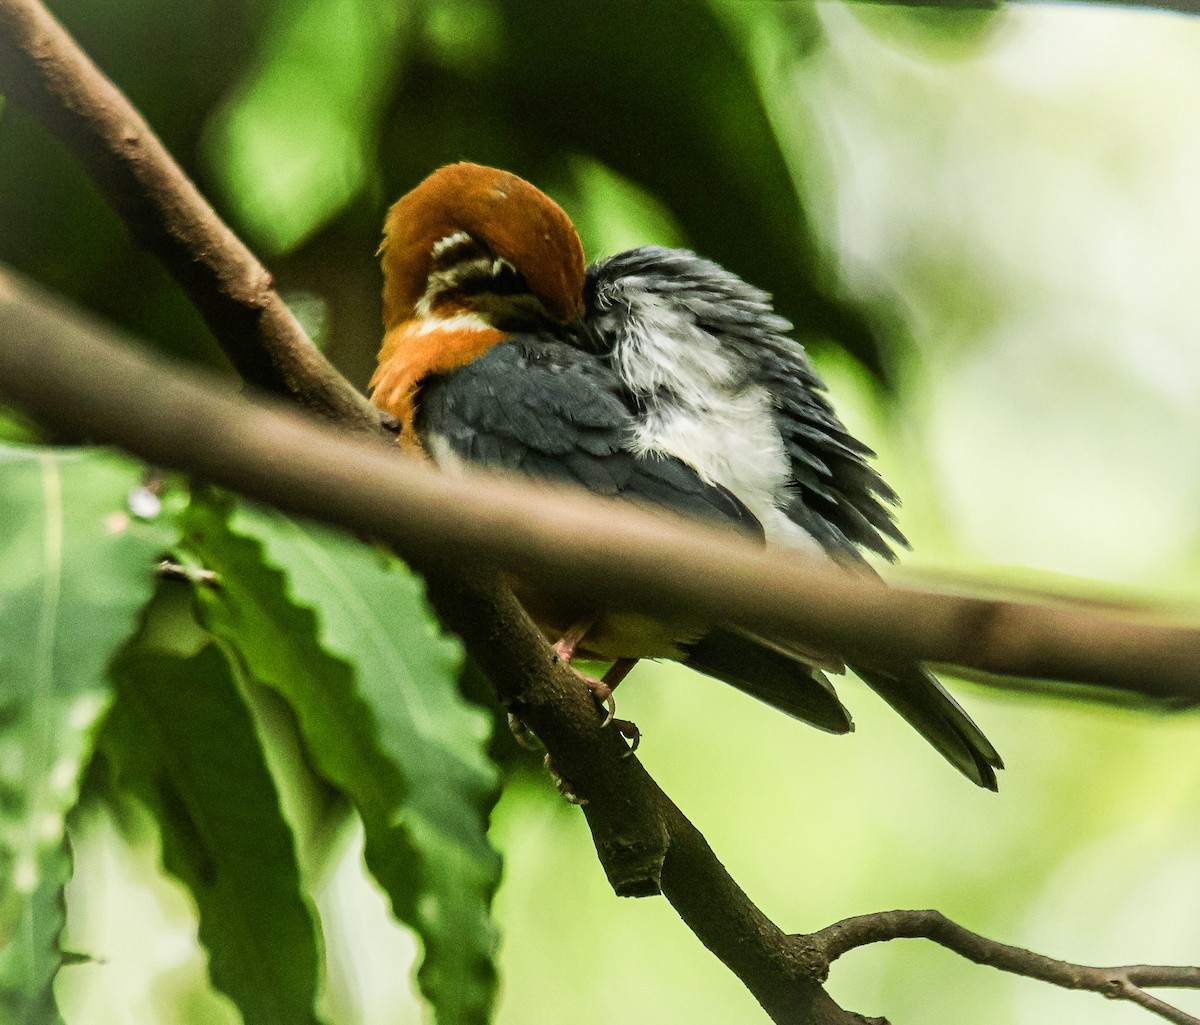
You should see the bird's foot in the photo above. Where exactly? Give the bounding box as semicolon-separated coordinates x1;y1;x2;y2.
585;658;639;729
551;616;598;666
552;636;577;664
506;711;541;751
612;717;641;756
543;754;587;805
566;673;640;752
576;670;617;727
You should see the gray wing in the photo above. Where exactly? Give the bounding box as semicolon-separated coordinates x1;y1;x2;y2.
585;246;907;564
418;335;858;739
585;248;1002;788
414;334;765;538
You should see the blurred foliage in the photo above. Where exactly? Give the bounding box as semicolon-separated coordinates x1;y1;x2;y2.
0;0;900;386
0;446;171;1021
848;4;1003;56
4;2;1200;1025
104;641;327;1025
183;494;501;1025
373;0;887;372
0;407;44;446
204;0;413;256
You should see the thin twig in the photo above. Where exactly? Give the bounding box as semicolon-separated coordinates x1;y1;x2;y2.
814;910;1200;1025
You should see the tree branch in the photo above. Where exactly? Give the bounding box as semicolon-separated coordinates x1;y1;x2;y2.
814;910;1200;1025
0;0;379;426
8;0;1194;705
5;266;1200;1024
2;4;1198;1023
2;267;1199;707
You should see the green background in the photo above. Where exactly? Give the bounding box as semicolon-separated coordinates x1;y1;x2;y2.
4;1;1200;1022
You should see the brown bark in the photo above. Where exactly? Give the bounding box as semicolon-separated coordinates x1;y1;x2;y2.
2;2;1198;1021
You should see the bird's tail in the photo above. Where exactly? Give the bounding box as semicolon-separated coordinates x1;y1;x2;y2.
685;628;1003;789
683;627;854;735
850;662;1004;791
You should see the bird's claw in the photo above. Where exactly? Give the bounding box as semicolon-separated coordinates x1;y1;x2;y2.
613;717;641;755
587;678;617;727
507;711;541;751
560;666;617;726
543;754;586;805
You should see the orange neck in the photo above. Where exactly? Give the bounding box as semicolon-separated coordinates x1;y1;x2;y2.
370;317;506;452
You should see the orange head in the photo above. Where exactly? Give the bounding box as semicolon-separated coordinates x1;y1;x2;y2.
379;162;586;331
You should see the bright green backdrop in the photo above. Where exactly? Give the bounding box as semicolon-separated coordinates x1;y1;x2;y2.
3;1;1200;1023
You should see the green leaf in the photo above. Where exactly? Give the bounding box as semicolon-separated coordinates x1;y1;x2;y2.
0;837;70;1025
0;407;42;445
205;0;414;255
103;641;325;1025
0;444;171;1014
183;492;501;1025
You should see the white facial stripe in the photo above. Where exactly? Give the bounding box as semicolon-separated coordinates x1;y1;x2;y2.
431;230;472;258
407;311;494;335
417;237;524;319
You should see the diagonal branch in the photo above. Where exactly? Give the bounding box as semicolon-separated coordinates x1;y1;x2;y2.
6;264;1200;1025
814;910;1200;1025
0;266;861;1025
2;4;1198;1024
5;0;1199;706
0;0;378;426
2;267;1199;707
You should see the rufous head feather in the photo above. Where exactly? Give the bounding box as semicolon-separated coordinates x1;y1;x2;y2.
380;162;586;330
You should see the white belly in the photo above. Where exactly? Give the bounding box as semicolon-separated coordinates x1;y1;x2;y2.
632;393;830;560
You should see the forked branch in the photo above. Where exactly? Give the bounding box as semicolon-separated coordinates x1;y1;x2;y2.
1;2;1198;1024
814;910;1200;1025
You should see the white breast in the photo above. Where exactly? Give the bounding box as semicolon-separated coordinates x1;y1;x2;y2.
611;289;828;559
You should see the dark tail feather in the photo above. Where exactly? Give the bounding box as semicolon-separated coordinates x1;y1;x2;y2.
852;663;1004;790
684;628;853;735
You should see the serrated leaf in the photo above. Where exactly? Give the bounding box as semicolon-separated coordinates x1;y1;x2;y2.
0;444;171;1015
103;641;325;1025
182;492;501;1025
0;836;69;1025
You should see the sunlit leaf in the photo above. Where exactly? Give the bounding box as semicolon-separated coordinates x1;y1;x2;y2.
0;836;69;1025
205;0;414;255
182;492;501;1025
103;641;326;1025
0;407;41;445
0;445;170;1015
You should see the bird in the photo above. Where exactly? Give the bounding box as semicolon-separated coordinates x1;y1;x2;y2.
371;161;1003;789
